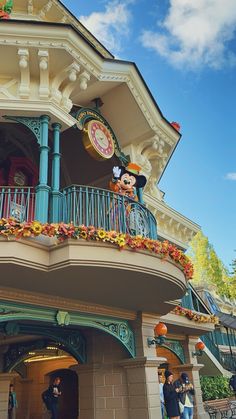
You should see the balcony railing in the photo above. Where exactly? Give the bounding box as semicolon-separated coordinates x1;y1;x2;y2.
61;185;158;239
0;187;35;222
0;185;158;239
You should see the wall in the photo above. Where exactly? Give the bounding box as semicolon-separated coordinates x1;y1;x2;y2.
14;356;77;419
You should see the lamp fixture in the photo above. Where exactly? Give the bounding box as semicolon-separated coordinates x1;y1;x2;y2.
192;341;205;357
147;322;167;347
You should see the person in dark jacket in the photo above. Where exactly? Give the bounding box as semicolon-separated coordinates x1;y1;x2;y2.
163;370;181;419
175;372;195;419
48;377;62;419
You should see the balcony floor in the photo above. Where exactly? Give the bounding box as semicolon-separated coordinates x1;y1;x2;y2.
0;237;187;314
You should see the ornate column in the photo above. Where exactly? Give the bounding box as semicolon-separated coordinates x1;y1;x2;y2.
119;314;166;419
35;115;50;223
0;373;15;419
71;364;97;419
50;122;62;222
120;357;163;419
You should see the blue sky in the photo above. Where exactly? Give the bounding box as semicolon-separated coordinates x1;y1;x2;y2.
63;0;236;268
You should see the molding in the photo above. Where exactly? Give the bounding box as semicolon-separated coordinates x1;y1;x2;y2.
119;356;166;369
0;287;136;320
144;193;200;249
0;23;180;168
0;300;136;358
0;100;77;131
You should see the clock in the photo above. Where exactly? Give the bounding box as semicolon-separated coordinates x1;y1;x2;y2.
83;119;115;160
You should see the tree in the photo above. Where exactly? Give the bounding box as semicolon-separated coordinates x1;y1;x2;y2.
188;231;233;298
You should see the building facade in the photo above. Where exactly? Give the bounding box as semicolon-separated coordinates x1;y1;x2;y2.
0;2;216;418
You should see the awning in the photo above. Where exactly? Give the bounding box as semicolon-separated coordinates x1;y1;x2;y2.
217;311;236;329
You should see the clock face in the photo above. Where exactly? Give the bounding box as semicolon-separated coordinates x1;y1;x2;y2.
83;120;115;160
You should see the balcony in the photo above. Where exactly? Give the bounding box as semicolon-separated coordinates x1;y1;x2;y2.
0;185;190;313
0;185;157;239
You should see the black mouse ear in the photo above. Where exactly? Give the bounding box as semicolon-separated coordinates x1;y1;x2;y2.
119;166;126;177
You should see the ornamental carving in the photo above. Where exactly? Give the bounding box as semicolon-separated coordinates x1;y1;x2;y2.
163;339;185;364
95;320;135;357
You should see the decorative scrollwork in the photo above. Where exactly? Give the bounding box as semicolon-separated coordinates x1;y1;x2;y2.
163;339;185;364
4;116;41;144
95;320;135;358
126;203;150;237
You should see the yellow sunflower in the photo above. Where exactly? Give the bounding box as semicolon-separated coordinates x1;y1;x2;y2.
80;230;88;239
117;237;126;247
31;221;43;235
97;229;106;239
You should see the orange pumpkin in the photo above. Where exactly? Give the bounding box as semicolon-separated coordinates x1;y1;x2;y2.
195;341;205;351
154;322;167;337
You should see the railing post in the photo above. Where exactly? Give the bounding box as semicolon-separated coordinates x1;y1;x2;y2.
35;115;50;223
50;122;62;223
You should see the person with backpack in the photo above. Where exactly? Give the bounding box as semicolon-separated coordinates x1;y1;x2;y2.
174;372;195;419
42;377;62;419
229;374;236;397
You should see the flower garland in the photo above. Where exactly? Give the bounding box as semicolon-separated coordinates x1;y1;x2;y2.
173;305;219;324
0;1;13;19
0;218;194;279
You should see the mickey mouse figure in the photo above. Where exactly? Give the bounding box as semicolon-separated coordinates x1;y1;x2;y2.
110;163;147;201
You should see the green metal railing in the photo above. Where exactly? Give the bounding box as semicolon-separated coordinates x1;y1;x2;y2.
0;187;35;222
61;185;158;239
0;185;158;239
201;334;222;363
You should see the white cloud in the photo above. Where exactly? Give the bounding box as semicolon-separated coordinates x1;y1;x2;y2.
140;0;236;69
80;1;132;55
225;173;236;181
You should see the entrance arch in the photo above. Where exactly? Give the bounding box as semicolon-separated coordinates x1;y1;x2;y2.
157;345;183;381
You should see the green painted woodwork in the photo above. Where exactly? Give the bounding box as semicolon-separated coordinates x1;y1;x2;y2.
163;339;185;364
74;107;129;165
2;324;86;371
4;115;42;144
0;301;135;358
3;115;51;223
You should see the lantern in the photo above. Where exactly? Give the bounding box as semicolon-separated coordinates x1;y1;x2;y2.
192;341;205;357
154;322;168;337
195;341;205;352
147;322;168;347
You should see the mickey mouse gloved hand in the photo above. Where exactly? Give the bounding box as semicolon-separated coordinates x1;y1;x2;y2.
113;166;121;179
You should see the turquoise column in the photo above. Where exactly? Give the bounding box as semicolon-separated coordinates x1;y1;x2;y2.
137;188;144;204
35;115;50;223
50;123;62;223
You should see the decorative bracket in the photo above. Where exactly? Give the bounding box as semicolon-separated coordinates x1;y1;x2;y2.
38;49;50;98
18;49;30;98
4;115;41;144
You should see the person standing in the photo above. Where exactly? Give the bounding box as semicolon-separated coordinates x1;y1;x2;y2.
8;384;17;419
48;377;62;419
163;370;180;419
175;372;195;419
158;372;165;419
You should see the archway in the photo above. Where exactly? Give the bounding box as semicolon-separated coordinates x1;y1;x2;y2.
46;368;78;419
157;345;183;381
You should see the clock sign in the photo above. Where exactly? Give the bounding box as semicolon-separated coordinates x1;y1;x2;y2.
83;119;115;160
